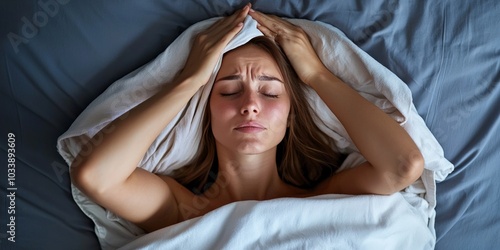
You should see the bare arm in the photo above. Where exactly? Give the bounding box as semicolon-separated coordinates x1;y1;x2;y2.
71;78;202;232
71;4;251;232
72;79;202;192
250;9;424;195
308;72;424;195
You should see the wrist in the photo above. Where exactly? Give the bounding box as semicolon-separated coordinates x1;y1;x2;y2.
306;69;342;89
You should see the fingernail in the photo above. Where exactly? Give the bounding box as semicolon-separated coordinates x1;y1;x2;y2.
249;8;255;13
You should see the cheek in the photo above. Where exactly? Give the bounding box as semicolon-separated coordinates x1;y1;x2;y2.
265;101;290;128
209;97;237;133
211;98;236;119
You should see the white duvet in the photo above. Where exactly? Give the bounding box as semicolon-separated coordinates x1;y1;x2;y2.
57;16;454;249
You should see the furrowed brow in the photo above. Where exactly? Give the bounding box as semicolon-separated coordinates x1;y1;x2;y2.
258;75;283;83
215;74;283;83
215;75;242;82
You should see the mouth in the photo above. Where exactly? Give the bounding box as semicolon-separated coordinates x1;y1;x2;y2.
235;121;266;133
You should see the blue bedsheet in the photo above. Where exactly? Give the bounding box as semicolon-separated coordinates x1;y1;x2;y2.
1;1;499;249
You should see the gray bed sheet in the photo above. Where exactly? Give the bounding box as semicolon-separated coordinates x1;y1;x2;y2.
1;0;499;249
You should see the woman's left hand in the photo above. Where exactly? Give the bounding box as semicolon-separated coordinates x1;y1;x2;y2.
249;9;329;85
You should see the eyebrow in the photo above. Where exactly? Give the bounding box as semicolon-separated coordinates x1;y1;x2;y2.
215;75;283;83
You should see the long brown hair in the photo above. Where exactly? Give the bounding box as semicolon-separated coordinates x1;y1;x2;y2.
171;36;343;193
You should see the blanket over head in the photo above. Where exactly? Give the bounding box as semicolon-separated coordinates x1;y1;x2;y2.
57;16;454;249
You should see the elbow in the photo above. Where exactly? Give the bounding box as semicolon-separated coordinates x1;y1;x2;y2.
70;162;94;194
70;161;108;197
396;149;425;186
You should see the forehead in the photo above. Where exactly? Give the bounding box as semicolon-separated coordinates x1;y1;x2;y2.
219;44;280;73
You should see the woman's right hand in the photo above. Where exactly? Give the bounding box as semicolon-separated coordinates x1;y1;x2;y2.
176;3;251;86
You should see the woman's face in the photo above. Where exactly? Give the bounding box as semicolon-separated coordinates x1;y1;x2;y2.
210;44;290;155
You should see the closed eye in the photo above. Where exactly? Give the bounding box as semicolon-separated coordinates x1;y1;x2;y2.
263;93;279;98
220;92;278;98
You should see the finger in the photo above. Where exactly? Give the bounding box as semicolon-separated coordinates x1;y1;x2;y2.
249;10;282;32
210;15;245;42
223;20;244;41
197;3;250;51
202;18;240;43
250;9;296;36
227;3;251;24
209;6;249;47
206;4;248;29
209;4;249;35
256;24;276;40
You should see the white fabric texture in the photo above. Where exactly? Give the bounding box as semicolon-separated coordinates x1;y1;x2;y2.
120;193;433;250
57;16;454;249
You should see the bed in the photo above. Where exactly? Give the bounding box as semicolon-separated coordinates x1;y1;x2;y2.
0;0;498;249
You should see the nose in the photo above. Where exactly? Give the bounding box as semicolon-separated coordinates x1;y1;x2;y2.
240;91;260;115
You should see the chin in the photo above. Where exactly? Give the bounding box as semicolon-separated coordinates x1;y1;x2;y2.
215;135;280;155
234;143;268;155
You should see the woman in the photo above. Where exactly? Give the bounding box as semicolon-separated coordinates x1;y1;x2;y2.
71;4;424;233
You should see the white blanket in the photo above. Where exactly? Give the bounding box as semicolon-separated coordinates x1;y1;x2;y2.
120;194;433;250
57;16;454;249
